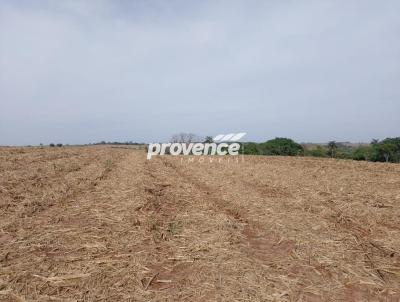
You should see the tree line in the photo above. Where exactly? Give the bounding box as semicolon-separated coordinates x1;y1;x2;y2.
239;137;400;163
41;134;400;164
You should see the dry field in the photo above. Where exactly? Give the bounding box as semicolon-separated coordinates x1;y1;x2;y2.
1;146;400;301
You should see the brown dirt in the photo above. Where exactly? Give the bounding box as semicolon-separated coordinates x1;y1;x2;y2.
1;147;400;301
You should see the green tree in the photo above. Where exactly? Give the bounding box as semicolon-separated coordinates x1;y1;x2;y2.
382;138;400;163
352;146;372;161
260;138;303;156
374;142;394;162
369;138;400;163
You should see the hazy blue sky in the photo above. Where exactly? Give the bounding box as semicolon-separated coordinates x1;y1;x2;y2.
1;0;399;145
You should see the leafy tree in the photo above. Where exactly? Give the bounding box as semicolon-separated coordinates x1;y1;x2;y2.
352;146;372;161
371;139;397;162
260;138;303;156
49;143;55;147
364;138;400;163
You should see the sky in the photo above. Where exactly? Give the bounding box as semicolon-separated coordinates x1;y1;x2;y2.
0;0;399;145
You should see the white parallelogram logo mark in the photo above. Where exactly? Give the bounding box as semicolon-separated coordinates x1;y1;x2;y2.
213;132;246;142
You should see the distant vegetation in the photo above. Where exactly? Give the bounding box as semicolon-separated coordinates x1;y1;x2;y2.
40;136;400;163
93;141;144;145
239;137;400;163
240;138;303;156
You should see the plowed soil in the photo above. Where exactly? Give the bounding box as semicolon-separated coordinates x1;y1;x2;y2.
1;146;400;301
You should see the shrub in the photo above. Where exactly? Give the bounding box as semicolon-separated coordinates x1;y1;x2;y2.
304;146;328;158
240;142;260;155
